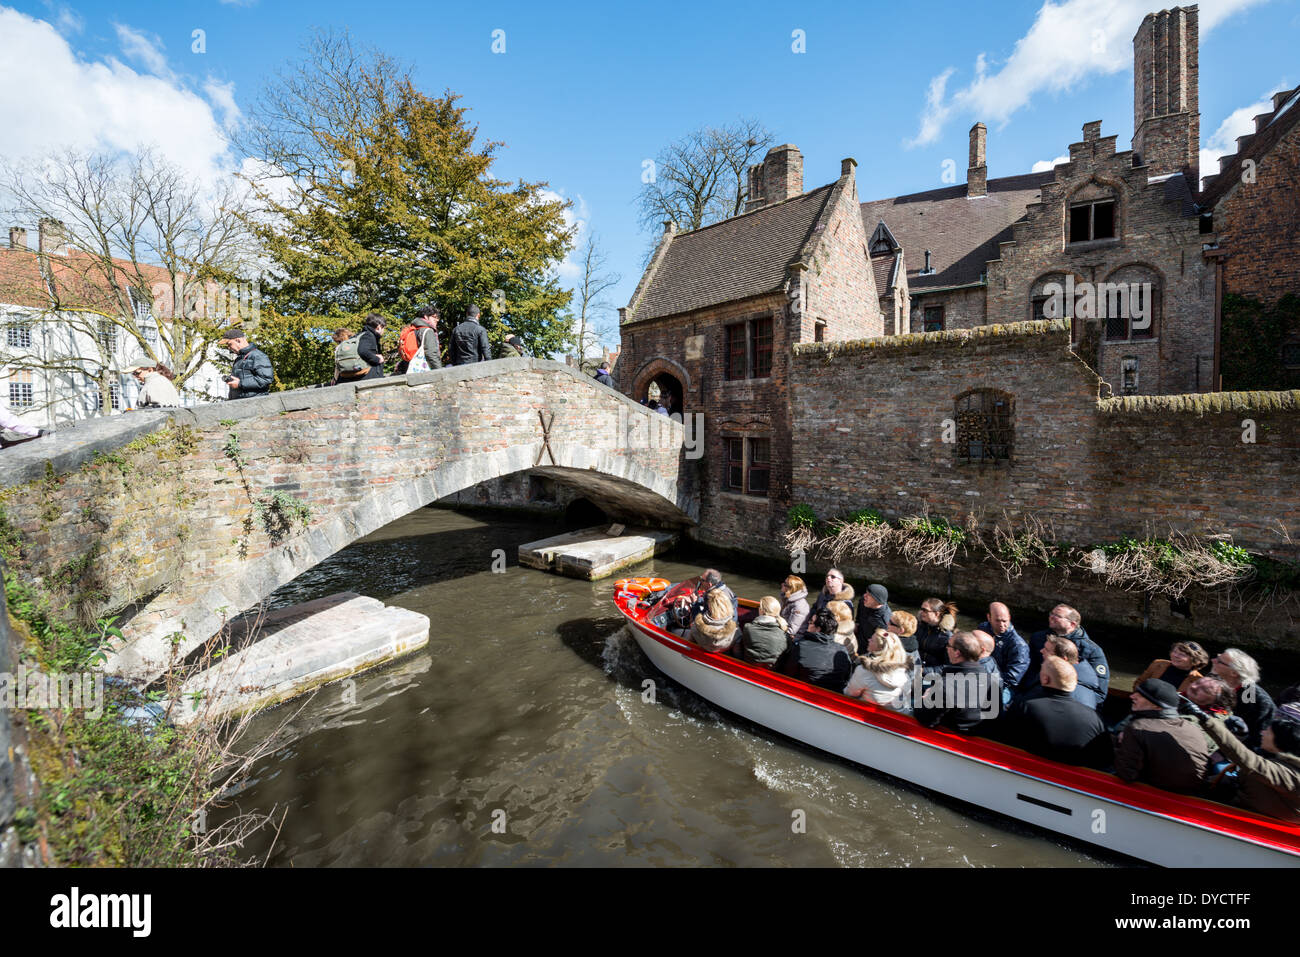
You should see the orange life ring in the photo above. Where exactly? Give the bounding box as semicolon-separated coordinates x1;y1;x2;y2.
612;576;670;598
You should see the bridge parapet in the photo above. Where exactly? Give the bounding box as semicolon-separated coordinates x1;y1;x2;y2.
1;359;697;681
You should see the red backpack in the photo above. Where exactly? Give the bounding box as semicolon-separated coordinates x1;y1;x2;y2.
399;324;421;362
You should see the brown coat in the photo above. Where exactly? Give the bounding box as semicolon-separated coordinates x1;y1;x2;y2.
1133;659;1203;695
1114;710;1210;794
1205;716;1300;822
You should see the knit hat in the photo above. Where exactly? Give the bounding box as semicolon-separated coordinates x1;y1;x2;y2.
1135;678;1180;710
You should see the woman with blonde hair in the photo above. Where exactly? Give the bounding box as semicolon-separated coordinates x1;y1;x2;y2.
739;596;790;668
690;587;739;654
845;629;913;712
779;575;810;639
829;600;858;657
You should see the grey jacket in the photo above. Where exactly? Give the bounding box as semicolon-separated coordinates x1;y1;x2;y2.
229;344;273;398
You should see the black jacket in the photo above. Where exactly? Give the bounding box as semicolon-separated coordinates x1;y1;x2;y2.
1014;688;1112;768
1235;683;1277;750
915;661;999;733
450;319;490;365
358;327;385;379
784;632;851;693
228;343;273;398
915;621;954;668
854;600;891;646
978;621;1031;689
1024;626;1110;701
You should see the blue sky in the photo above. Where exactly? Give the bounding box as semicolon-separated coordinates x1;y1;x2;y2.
1;0;1296;349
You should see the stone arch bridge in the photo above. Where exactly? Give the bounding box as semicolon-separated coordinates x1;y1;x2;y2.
1;359;697;681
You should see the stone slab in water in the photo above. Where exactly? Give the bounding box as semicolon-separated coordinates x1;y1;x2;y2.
173;592;429;725
518;525;677;580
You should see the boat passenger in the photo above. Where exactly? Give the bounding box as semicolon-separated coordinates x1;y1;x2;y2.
1211;648;1276;749
1133;641;1209;695
801;569;846;636
739;596;790;668
974;631;1003;685
784;608;852;693
829;600;859;656
853;583;891;648
689;588;739;654
1023;605;1109;705
915;598;957;668
977;602;1030;694
1114;679;1210;795
1018;636;1102;710
1186;675;1250;799
1011;658;1113;769
1280;684;1300;706
914;632;1001;734
691;568;738;623
779;576;810;639
844;629;913;713
1188;702;1300;823
888;610;921;668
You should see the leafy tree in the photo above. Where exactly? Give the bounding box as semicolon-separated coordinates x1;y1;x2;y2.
242;33;576;358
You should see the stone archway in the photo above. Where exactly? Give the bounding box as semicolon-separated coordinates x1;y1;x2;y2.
632;356;692;414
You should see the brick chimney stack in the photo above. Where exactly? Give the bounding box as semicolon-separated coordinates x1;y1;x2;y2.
1132;4;1200;186
744;144;804;212
8;227;27;251
967;122;988;197
38;217;66;255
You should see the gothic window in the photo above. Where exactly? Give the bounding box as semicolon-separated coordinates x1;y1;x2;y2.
1283;342;1300;369
1101;266;1161;342
954;389;1013;465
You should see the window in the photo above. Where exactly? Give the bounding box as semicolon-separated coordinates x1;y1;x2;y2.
97;319;117;353
723;316;774;380
141;322;158;344
92;381;122;412
954;389;1013;465
1120;356;1140;395
723;436;771;496
6;320;32;349
129;287;153;323
8;370;33;408
1282;342;1300;369
814;320;825;343
923;306;944;333
1101;276;1159;342
1069;200;1116;243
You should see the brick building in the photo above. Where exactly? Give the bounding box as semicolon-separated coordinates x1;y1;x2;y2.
616;2;1299;552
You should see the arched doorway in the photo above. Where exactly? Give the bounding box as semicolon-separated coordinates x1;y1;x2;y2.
648;371;684;415
633;357;692;416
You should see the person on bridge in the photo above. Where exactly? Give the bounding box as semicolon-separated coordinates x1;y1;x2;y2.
357;314;388;380
128;363;181;407
396;305;443;374
218;328;273;400
593;362;614;387
450;304;491;365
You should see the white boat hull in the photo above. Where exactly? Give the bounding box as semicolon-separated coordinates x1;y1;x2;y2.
623;613;1300;868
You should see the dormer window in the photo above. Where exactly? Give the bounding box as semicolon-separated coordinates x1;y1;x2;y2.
1069;199;1115;243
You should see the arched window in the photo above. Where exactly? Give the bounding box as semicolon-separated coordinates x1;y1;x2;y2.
953;389;1014;465
1100;264;1162;342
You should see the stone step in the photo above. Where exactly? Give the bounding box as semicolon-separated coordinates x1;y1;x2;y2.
171;592;429;725
518;524;678;580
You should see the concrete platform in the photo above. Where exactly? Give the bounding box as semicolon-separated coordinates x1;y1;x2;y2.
172;592;429;725
518;524;678;580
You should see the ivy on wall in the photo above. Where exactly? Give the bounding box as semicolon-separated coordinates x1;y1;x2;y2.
1220;292;1300;391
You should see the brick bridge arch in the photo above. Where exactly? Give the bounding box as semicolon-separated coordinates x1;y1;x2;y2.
0;359;697;681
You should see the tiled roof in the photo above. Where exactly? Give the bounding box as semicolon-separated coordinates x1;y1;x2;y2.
871;252;898;295
626;184;836;323
859;172;1054;291
0;245;175;314
1200;84;1300;209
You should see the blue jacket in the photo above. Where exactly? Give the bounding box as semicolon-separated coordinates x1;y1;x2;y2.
1023;625;1110;703
978;621;1031;689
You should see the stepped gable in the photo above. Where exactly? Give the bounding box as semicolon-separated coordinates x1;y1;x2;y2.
858;171;1054;291
1199;84;1300;208
624;183;836;323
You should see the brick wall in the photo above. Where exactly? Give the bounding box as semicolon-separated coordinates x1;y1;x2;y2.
911;286;985;332
1216;120;1300;304
789;320;1300;555
801;165;883;343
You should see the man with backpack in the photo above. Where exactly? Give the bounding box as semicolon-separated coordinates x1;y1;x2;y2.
397;304;443;374
332;328;369;384
450;304;491;365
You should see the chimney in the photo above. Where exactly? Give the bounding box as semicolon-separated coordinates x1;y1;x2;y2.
746;144;803;212
38;217;66;255
8;227;27;251
923;250;933;274
967;123;987;197
1132;5;1200;185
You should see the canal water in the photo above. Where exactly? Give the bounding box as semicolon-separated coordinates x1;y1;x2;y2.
230;507;1164;867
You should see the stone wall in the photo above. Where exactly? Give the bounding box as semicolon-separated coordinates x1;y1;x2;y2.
789;320;1300;555
1;359;695;680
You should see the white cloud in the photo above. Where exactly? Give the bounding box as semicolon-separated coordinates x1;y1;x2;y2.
540;187;590;280
0;8;240;196
1031;154;1071;172
42;1;82;35
204;77;242;131
1199;84;1291;186
908;0;1269;147
113;23;170;78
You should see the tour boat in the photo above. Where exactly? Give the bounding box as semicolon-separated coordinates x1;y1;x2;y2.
611;581;1300;868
